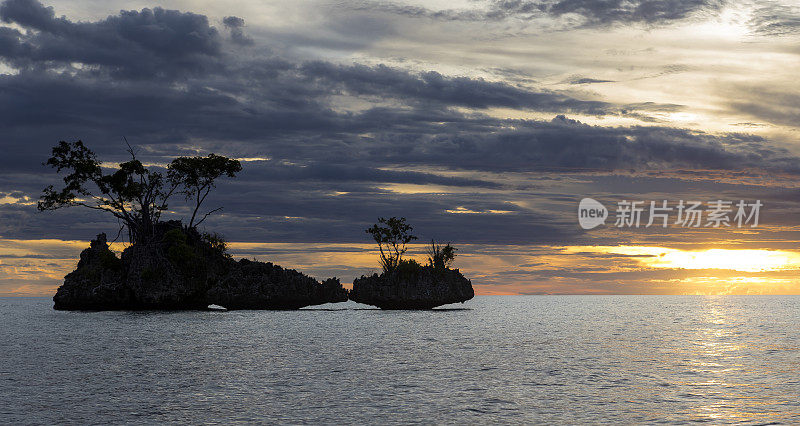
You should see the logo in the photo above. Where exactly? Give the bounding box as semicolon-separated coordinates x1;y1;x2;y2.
577;198;762;229
578;198;608;230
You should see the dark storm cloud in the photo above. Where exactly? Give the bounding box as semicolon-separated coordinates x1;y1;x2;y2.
2;170;569;245
0;67;794;179
0;1;688;136
0;0;797;247
300;62;616;114
223;15;253;45
0;0;221;78
242;162;501;188
191;185;570;245
222;15;245;28
344;115;799;175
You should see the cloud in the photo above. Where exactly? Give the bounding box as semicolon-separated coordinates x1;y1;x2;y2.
0;0;222;79
300;62;619;114
223;15;254;45
566;77;615;84
222;15;245;28
521;0;724;25
726;84;800;128
241;161;501;188
0;0;797;252
352;0;724;26
748;3;800;36
333;115;799;176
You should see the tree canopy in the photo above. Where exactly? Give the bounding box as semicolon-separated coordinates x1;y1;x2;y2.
38;140;241;243
167;154;242;228
365;217;417;272
427;240;457;269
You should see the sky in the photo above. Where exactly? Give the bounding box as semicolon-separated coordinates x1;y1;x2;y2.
1;0;800;296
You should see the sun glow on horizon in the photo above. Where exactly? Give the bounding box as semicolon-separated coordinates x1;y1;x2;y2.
5;238;800;296
595;246;800;272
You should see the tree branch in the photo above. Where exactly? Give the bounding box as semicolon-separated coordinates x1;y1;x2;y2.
193;206;223;228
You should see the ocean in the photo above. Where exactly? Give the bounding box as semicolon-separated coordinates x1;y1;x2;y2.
2;295;800;424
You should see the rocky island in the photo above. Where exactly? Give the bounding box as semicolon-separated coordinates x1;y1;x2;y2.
350;217;474;309
41;141;473;311
54;223;347;310
350;265;474;309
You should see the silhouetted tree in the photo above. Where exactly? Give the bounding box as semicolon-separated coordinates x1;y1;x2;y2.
366;217;417;272
427;240;457;269
167;154;242;228
38;140;241;243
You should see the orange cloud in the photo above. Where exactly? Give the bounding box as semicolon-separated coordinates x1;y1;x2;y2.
4;239;800;296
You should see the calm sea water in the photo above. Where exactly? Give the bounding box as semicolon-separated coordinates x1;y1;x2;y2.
2;295;800;424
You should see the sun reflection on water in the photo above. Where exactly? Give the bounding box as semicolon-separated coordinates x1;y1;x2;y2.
677;297;789;422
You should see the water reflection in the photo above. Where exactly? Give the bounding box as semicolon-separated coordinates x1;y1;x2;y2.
3;296;800;424
676;297;794;422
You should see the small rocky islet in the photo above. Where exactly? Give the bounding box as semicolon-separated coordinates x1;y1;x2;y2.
54;221;474;311
350;265;474;310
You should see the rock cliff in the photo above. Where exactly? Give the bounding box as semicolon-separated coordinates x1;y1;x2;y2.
53;221;348;310
349;263;474;309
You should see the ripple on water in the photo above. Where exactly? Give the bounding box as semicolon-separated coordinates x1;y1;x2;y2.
2;296;800;424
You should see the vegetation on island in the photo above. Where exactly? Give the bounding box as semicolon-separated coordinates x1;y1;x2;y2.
365;216;458;273
40;140;472;310
355;216;472;309
427;240;457;270
365;216;418;272
41;140;350;310
37;140;241;244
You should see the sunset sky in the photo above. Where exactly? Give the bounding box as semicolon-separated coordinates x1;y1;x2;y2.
2;0;800;296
